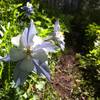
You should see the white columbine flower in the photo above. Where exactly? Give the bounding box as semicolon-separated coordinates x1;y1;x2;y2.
53;20;65;51
0;19;57;86
22;2;33;16
44;20;65;51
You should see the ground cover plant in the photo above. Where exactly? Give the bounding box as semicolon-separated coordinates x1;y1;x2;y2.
0;0;65;99
0;0;100;100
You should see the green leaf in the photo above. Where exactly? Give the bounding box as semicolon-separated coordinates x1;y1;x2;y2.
36;81;45;91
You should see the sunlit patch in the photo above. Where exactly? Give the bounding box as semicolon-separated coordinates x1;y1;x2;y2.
97;30;100;34
0;40;2;44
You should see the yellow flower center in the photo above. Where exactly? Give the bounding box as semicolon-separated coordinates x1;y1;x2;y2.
24;47;32;56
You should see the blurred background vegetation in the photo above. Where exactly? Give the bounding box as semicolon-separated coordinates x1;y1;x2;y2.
0;0;100;99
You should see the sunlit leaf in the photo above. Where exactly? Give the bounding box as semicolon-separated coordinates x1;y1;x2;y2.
36;81;45;91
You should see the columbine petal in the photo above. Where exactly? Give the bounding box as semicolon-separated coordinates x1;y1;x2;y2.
54;20;60;33
56;33;65;51
33;65;42;75
24;2;33;13
54;22;65;51
14;62;29;85
33;60;50;81
27;20;37;46
22;2;33;16
15;78;21;87
0;55;10;62
43;35;53;41
20;28;28;47
19;58;34;72
27;2;32;8
32;48;48;64
41;61;50;74
33;61;49;74
55;32;64;41
32;35;43;48
0;30;3;37
11;35;21;47
21;20;37;47
10;47;25;62
59;41;65;51
34;42;58;53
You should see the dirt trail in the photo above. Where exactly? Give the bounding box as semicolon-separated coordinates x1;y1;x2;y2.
52;50;77;99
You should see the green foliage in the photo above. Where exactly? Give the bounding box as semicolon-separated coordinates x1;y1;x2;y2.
0;0;63;99
78;25;100;98
1;0;100;99
84;23;100;52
